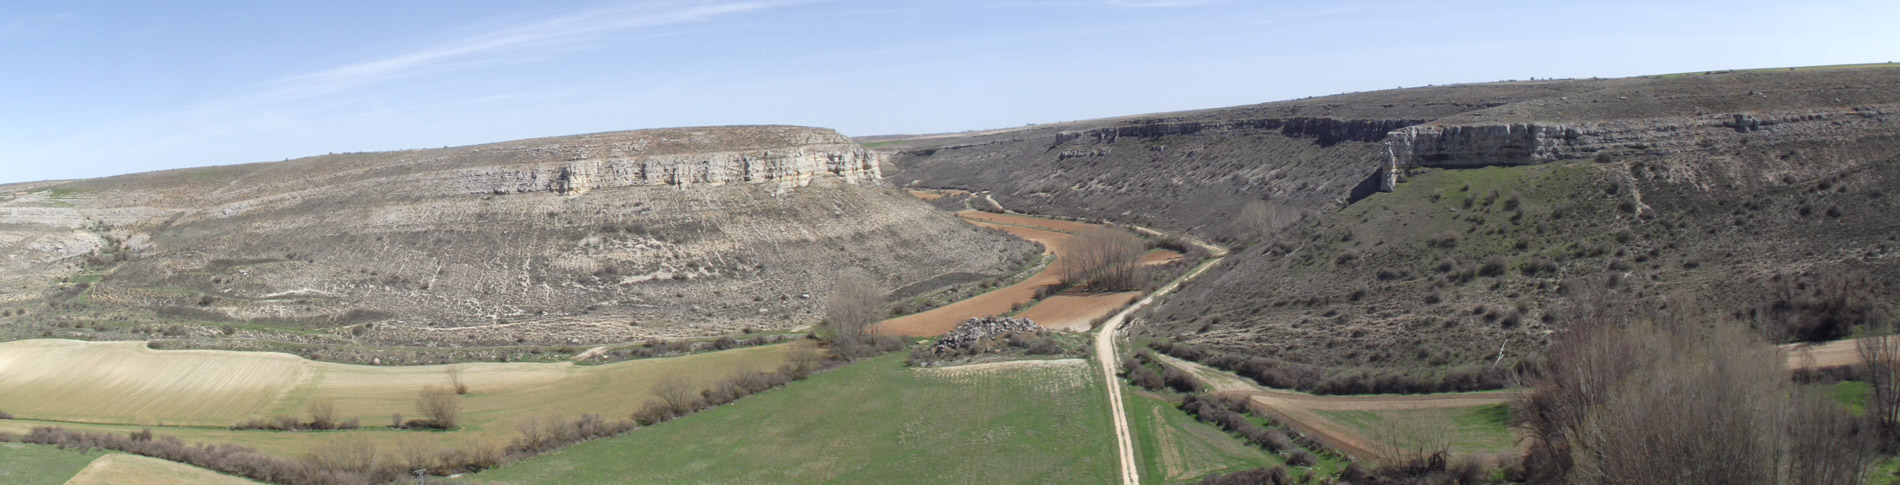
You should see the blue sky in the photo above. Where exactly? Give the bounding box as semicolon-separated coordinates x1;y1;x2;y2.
2;1;1896;183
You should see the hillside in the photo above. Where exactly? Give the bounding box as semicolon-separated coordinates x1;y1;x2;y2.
882;66;1900;384
0;126;1039;362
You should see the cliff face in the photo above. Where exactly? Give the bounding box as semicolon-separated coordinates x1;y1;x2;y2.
1381;104;1898;190
0;125;1036;349
472;145;880;196
1049;117;1420;148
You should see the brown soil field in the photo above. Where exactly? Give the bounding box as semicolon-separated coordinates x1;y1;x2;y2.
1139;249;1184;266
876;210;1149;336
1018;292;1139;331
876;219;1071;336
957;210;1096;233
907;189;945;200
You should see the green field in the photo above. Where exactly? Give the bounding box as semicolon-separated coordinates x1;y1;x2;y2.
1124;389;1278;483
472;354;1120;483
1315;404;1516;455
0;442;108;484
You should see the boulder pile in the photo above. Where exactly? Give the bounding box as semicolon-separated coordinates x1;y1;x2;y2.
929;316;1043;356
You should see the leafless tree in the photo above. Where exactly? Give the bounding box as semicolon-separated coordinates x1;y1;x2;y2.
447;366;468;395
1521;318;1871;484
1860;327;1900;449
824;268;884;359
1058;227;1146;291
307;434;379;473
1235;199;1304;242
417;385;461;429
652;375;697;417
305;398;337;431
788;340;824;375
398;435;438;472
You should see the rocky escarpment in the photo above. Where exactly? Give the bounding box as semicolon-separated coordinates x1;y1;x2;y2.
0;125;1040;350
462;143;879;196
1049;117;1421;149
1382;104;1899;190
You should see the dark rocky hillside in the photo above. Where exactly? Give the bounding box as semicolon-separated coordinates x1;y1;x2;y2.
0;126;1039;354
882;66;1900;384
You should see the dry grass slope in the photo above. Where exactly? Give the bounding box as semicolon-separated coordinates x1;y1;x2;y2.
64;453;257;485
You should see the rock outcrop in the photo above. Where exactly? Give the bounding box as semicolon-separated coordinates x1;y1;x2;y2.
0;125;1039;349
1381;104;1898;190
928;316;1045;356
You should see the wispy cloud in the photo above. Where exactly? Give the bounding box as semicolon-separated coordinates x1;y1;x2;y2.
253;0;794;105
13;1;793;179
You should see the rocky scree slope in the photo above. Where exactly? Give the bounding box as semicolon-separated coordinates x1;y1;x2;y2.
884;67;1900;385
0;126;1039;350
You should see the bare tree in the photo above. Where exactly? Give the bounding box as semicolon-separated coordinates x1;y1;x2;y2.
1058;227;1146;291
1374;414;1454;468
305;398;337;431
1521;318;1871;484
788;340;824;375
824;268;884;359
416;385;461;429
447;366;468;395
1235;199;1303;242
307;434;379;473
398;435;439;472
1860;328;1900;448
652;375;697;417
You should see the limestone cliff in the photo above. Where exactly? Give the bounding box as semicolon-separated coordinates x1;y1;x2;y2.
1383;105;1898;190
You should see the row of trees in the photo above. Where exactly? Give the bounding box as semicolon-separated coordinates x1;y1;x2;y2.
1058;227;1147;291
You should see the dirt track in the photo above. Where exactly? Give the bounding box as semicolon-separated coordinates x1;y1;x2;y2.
1784;338;1864;369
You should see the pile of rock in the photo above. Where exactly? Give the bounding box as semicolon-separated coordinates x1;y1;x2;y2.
929;316;1043;356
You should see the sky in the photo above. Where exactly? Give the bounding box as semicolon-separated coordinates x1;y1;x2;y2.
2;1;1896;183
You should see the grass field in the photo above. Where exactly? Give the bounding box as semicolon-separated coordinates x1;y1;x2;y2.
1123;390;1278;484
0;339;794;457
64;453;256;485
471;354;1120;483
0;442;106;484
1314;404;1517;455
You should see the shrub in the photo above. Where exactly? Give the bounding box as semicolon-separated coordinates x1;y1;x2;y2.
1127;366;1165;391
1478;256;1507;277
0;411;12;420
306;398;337;431
1162;367;1202;393
447;366;469;395
1194;466;1290;485
417;386;462;429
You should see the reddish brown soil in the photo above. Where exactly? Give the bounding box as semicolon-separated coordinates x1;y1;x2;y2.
1018;292;1140;331
1139;249;1184;266
958;211;1096;233
874;211;1148;337
876;219;1069;337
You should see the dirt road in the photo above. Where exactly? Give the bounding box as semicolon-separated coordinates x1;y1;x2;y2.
1784;338;1865;369
1096;257;1227;484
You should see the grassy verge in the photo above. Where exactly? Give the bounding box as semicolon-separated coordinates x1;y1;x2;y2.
471;353;1118;483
